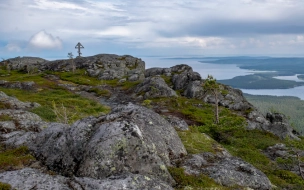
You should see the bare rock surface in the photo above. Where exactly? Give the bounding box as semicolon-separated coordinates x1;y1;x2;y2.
134;76;177;98
40;54;145;81
182;153;272;190
0;168;173;190
264;143;304;177
0;91;40;109
29;103;186;185
165;115;189;131
74;174;174;190
0;109;47;148
0;80;37;91
265;112;299;140
171;66;201;91
0;168;70;190
1;56;46;71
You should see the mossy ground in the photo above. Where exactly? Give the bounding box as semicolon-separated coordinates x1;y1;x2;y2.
1;66;304;189
0;145;34;189
0;146;35;171
150;96;304;189
0;68;109;124
168;167;230;190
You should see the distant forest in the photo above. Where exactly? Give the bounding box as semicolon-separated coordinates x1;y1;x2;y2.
206;57;304;89
244;94;304;134
219;73;304;89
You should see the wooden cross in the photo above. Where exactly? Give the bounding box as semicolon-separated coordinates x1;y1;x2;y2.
75;42;84;57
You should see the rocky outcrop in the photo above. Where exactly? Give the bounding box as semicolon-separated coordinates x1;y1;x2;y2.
171;66;201;91
165;115;189;131
134;76;177;99
1;56;46;71
264;143;304;177
145;64;201;90
0;80;37;91
0;91;46;148
182;153;272;190
247;111;299;140
29;103;186;185
144;64;300;140
2;54;145;81
40;54;145;81
0;109;47;148
183;80;205;98
0;168;173;190
264;113;299;139
0;91;40;109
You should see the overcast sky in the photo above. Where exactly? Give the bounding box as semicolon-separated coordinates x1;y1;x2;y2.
1;0;304;59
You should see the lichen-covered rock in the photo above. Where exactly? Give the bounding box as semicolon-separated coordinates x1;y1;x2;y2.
172;70;201;91
0;109;48;148
74;174;174;190
165;115;189;131
0;168;71;190
134;76;177;99
39;54;145;81
145;67;172;77
29;103;186;185
1;131;37;148
183;80;204;98
0;168;173;190
263;143;304;177
264;113;299;140
0;91;40;109
0;80;37;91
145;64;200;91
0;109;46;131
1;56;46;71
108;103;187;163
182;153;272;190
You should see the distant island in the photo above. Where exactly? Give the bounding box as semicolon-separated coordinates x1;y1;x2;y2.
201;57;304;89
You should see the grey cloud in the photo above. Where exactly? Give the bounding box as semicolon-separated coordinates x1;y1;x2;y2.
156;14;304;38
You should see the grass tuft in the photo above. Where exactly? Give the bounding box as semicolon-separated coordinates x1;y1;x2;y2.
0;146;35;171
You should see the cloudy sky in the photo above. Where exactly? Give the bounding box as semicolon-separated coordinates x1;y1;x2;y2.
1;0;304;59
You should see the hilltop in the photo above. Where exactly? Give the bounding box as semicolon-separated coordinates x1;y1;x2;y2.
0;54;303;189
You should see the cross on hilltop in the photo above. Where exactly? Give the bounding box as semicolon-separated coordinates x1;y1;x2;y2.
75;42;84;57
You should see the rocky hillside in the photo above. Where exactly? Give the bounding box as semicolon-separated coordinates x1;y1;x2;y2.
0;54;303;189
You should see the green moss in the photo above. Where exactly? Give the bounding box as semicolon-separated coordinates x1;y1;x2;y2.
168;167;229;190
285;137;304;150
221;89;229;96
160;75;173;86
120;80;141;90
55;69;103;86
0;182;11;190
276;157;297;170
0;70;56;88
88;88;111;97
0;115;13;121
0;102;11;109
177;127;221;154
0;87;109;124
0;146;35;170
31;106;57;121
103;79;119;86
142;99;152;107
273;170;304;185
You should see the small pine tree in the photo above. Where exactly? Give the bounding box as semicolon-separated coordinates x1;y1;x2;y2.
203;75;220;124
67;52;75;73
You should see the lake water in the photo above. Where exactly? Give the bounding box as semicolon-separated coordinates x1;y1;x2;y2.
273;74;304;82
141;57;304;100
142;57;251;80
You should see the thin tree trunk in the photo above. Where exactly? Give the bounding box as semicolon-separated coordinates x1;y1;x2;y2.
214;90;219;124
296;152;304;180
